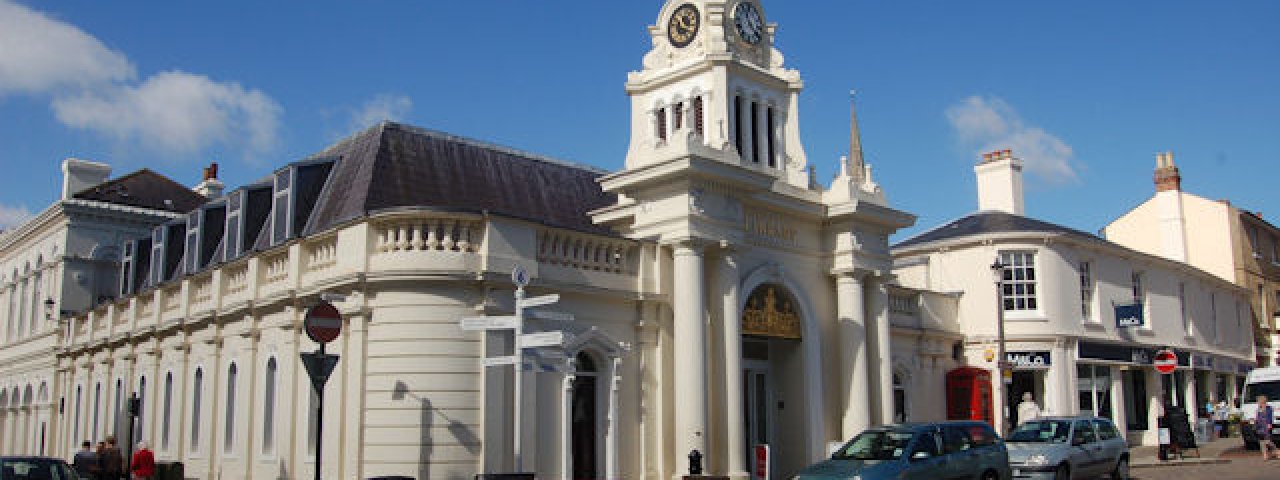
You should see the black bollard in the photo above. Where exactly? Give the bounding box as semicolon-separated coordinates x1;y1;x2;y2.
688;449;703;475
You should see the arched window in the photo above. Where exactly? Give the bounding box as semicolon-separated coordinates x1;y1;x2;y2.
191;368;203;451
572;351;600;479
73;386;81;445
766;106;777;168
27;270;41;335
162;373;173;450
893;373;908;423
92;383;101;440
750;101;761;164
224;363;237;452
136;376;146;443
262;358;277;454
655;107;668;142
113;379;123;441
693;96;705;137
733;95;744;155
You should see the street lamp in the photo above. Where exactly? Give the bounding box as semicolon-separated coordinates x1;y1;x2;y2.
990;258;1010;437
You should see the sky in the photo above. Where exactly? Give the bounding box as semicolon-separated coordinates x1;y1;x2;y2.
1;0;1277;241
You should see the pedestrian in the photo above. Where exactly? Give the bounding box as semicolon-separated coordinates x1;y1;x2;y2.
102;436;125;480
1016;392;1042;425
130;441;155;480
1255;395;1279;461
72;440;99;479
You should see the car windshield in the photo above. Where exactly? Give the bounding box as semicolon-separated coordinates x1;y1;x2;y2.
0;458;73;480
1245;381;1280;401
1008;420;1073;443
832;430;916;461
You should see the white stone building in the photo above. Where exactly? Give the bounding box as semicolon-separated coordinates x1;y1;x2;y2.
41;2;975;479
892;150;1255;446
0;159;204;457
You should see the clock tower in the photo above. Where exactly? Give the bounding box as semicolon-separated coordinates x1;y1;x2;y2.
618;0;809;189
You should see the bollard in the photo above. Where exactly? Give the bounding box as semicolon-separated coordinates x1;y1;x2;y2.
688;449;703;475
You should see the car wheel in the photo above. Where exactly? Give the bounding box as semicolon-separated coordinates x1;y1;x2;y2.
1111;456;1129;480
1053;464;1070;480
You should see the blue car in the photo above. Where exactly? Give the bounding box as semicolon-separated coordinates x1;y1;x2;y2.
794;421;1011;480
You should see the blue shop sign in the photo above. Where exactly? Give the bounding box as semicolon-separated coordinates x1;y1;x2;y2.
1115;303;1144;328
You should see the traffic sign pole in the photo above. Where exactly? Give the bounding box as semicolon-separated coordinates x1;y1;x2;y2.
513;283;526;473
301;300;344;480
316;343;326;480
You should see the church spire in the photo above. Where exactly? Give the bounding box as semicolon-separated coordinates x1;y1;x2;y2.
848;90;866;183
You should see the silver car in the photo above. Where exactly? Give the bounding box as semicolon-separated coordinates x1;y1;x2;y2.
1005;416;1129;480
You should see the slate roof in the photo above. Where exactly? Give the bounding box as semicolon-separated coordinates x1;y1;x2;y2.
893;211;1101;250
73;169;206;214
299;122;617;236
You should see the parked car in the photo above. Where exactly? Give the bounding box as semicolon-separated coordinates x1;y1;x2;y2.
793;421;1010;480
1004;416;1129;479
0;456;81;479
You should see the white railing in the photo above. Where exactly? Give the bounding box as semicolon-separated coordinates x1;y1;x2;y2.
223;263;249;295
537;229;634;274
375;216;483;254
261;252;290;285
306;236;338;272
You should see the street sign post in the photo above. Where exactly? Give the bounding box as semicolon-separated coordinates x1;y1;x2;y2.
518;331;566;348
301;300;343;480
460;315;520;331
1154;349;1178;374
517;294;560;308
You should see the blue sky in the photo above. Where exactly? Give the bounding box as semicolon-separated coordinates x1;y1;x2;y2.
1;1;1276;240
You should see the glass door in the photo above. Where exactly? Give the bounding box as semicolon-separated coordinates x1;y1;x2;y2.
742;358;773;474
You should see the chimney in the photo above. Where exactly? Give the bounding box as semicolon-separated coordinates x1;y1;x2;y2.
1154;151;1181;192
974;149;1025;215
1153;151;1188;262
193;162;225;198
61;158;112;200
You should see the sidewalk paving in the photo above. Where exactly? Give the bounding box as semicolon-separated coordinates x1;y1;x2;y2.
1130;436;1246;468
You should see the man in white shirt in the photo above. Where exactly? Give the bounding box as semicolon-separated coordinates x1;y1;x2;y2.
1017;392;1042;425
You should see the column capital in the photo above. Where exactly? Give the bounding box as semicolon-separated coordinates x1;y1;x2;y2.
665;237;712;254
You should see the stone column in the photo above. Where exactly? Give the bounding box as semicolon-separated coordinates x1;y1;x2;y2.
836;273;870;438
1183;371;1199;423
719;251;746;478
1109;367;1128;437
560;359;576;480
868;280;894;424
672;242;708;475
606;356;621;480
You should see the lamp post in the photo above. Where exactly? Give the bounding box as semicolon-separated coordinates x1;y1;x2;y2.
990;258;1010;437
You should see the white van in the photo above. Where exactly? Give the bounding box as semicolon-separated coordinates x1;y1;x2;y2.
1241;366;1280;448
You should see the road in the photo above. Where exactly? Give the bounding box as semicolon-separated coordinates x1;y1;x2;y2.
1132;458;1279;480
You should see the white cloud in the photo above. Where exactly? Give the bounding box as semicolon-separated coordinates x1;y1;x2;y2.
946;95;1078;183
349;94;413;131
0;0;282;158
53;71;282;155
0;0;134;95
0;204;33;230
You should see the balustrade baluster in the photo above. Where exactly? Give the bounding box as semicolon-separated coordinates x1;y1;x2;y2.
425;221;439;249
458;223;473;252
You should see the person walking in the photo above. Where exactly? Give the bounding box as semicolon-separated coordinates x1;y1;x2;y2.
72;441;99;479
101;436;125;480
1016;392;1042;425
1255;395;1279;461
130;441;155;480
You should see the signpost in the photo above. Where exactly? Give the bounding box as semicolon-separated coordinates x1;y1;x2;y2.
460;265;575;474
302;301;343;480
1154;349;1178;374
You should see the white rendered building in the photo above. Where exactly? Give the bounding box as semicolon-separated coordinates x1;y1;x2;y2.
46;2;969;479
0;159;204;456
892;150;1255;446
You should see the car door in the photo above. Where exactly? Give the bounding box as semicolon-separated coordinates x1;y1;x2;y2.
900;430;947;480
1069;420;1103;477
1091;419;1125;471
940;425;978;479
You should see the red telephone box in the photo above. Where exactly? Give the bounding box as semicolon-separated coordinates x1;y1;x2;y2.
946;367;993;425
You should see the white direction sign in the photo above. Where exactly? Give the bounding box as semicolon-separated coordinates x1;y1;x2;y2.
528;310;574;322
519;331;567;348
459;315;520;331
483;355;520;367
518;294;560;309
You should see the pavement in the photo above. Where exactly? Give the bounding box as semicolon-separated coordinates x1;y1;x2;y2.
1129;437;1238;468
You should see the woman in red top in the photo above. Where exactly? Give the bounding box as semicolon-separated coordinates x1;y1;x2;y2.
130;441;156;480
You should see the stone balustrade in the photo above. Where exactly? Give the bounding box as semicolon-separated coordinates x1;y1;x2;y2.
537;229;636;274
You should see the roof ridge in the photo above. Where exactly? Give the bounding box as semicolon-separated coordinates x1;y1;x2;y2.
381;121;609;175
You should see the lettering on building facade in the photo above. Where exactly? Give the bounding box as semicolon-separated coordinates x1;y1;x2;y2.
744;209;798;248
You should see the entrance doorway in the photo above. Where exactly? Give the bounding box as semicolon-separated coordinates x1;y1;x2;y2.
571;352;598;479
742;339;773;472
1008;370;1045;425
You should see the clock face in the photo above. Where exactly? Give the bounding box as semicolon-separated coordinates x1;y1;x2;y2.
667;3;700;48
734;2;763;45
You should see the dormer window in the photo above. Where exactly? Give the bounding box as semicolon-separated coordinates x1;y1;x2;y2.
270;159;336;247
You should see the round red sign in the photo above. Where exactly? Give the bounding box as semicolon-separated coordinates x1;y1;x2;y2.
1153;349;1178;374
304;302;343;344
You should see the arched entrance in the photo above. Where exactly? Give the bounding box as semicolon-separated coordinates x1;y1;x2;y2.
570;352;599;479
740;284;804;476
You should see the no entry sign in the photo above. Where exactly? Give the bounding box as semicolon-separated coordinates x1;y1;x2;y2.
304;301;343;344
1153;349;1178;374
